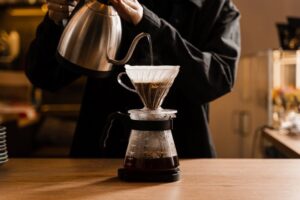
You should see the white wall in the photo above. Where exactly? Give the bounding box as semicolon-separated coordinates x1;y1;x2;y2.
210;0;300;158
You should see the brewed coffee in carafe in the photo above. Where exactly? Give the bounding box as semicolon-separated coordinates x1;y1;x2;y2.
117;65;181;182
126;110;178;160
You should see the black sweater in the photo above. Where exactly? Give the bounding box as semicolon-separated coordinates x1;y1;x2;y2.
25;0;241;158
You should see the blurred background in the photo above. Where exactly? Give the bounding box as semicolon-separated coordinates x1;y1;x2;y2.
1;0;300;158
211;0;300;158
0;0;85;157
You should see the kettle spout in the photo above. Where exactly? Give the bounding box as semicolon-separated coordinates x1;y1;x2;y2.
108;32;152;65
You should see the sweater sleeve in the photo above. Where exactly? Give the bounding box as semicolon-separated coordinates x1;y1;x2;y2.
25;14;81;92
131;0;241;105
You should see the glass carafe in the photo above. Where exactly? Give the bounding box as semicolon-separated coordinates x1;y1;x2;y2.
118;109;180;182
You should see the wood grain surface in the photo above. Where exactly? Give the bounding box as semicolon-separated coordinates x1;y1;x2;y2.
263;128;300;158
1;159;300;200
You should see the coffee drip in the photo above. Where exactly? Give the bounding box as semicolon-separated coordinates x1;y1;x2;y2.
118;65;179;110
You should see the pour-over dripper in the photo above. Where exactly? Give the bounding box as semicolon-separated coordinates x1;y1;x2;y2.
118;65;180;110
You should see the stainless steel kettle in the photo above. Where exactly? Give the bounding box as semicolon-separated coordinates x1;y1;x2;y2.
56;0;150;78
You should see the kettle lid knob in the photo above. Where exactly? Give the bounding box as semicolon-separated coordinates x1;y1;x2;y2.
97;0;111;5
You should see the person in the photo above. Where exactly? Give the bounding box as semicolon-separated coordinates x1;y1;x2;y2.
25;0;241;158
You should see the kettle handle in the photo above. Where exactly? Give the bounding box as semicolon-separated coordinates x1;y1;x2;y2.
107;32;153;65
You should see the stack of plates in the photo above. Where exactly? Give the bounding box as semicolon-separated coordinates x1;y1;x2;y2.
0;126;8;165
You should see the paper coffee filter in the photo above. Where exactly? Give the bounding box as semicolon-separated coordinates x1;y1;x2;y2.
124;65;180;83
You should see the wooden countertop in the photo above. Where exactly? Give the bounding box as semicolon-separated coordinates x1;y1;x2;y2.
263;128;300;158
1;159;300;200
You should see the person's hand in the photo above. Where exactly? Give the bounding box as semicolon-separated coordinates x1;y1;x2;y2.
47;0;78;25
110;0;143;26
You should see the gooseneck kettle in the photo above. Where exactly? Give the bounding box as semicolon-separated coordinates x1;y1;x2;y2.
56;0;151;78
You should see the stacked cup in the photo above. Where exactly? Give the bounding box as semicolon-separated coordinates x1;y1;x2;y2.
0;126;8;165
